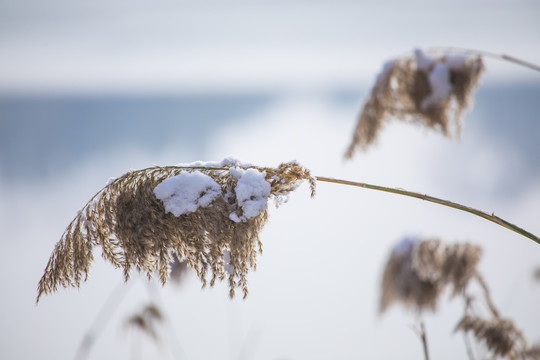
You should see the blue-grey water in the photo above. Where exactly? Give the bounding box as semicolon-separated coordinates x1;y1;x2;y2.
0;93;277;182
1;83;539;185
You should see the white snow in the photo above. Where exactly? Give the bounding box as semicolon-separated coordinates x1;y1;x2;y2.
376;59;397;83
229;212;242;223
421;62;452;109
175;156;251;169
229;168;271;222
414;48;435;71
154;158;272;221
105;177;117;186
153;171;222;216
444;54;468;71
392;237;417;255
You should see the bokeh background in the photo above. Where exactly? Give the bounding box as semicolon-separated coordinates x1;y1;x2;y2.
1;0;539;359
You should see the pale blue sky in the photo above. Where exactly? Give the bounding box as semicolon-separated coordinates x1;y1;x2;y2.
1;0;539;92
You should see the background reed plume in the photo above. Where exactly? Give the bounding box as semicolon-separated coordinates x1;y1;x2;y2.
124;303;164;342
345;48;484;157
380;237;540;359
456;315;530;359
36;159;316;302
379;237;482;313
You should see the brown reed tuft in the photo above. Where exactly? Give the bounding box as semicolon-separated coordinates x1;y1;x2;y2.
345;49;484;157
456;315;526;358
523;345;540;360
442;242;482;296
125;303;164;341
379;238;482;313
37;160;316;302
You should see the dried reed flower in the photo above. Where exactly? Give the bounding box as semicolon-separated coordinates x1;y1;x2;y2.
442;242;482;296
455;315;526;358
125;303;164;341
379;237;482;313
379;238;443;312
523;345;540;360
345;48;484;157
37;158;316;302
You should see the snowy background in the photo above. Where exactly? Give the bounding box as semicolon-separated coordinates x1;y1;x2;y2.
1;0;540;359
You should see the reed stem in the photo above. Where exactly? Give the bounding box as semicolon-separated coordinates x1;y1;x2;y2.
420;320;430;360
427;47;540;73
102;166;540;245
315;176;540;245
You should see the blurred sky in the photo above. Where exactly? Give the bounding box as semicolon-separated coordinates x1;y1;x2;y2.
1;1;540;360
1;0;540;93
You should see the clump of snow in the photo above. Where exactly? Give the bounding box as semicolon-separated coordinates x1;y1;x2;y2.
375;59;396;82
392;237;418;255
229;168;271;223
444;54;468;70
176;156;252;169
105;177;117;186
228;166;245;180
154;171;222;216
414;48;435;71
421;62;452;109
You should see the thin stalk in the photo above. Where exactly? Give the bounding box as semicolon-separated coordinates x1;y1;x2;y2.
74;281;133;360
420;320;430;360
146;280;187;360
463;331;476;360
473;272;500;319
90;166;540;245
426;46;540;73
315;176;540;245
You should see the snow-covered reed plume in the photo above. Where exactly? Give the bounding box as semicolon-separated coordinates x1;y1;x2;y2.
36;158;316;302
37;157;539;303
345;48;484;157
379;237;482;313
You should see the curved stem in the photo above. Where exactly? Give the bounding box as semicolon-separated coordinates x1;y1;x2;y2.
315;176;540;245
85;166;540;246
426;46;540;73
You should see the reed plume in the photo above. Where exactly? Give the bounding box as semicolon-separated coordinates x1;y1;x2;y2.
455;315;527;359
345;48;484;157
38;158;540;303
523;346;540;360
37;159;316;302
125;303;164;341
454;271;540;360
379;238;482;313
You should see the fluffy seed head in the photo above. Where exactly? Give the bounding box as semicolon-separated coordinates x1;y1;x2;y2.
456;315;526;358
125;303;164;341
379;237;482;313
345;48;484;157
36;160;316;302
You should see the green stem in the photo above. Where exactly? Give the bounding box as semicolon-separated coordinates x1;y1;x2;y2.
315;176;540;245
92;166;540;245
